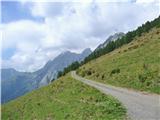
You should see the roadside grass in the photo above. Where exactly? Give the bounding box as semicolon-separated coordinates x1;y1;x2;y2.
2;74;127;120
77;27;160;94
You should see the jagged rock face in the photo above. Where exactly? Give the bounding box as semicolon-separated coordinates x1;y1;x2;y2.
1;48;92;104
96;32;125;50
36;48;92;86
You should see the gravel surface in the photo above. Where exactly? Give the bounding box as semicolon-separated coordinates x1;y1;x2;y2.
71;71;160;120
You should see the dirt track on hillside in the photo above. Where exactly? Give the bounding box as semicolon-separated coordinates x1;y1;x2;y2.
71;71;160;120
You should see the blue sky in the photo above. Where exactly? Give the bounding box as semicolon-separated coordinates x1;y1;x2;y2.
1;0;159;72
1;1;44;60
1;1;44;23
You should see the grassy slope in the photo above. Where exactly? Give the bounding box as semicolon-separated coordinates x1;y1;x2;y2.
77;27;160;94
2;74;126;120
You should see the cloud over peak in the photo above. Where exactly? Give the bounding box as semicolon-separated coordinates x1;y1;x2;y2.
1;1;159;72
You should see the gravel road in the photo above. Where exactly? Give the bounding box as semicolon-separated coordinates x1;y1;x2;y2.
71;71;160;120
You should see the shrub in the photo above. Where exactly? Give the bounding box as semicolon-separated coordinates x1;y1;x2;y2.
110;68;120;76
138;74;147;83
101;74;105;79
132;45;139;49
156;31;159;34
140;43;144;46
37;103;41;106
86;70;92;76
123;49;127;52
146;81;152;86
96;73;99;78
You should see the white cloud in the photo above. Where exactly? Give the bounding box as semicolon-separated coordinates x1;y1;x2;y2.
2;1;159;72
1;20;60;71
16;0;160;3
30;2;66;17
2;20;45;49
135;0;159;3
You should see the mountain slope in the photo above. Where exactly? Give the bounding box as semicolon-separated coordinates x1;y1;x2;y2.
1;48;91;104
1;69;37;104
2;74;126;120
36;48;92;86
77;27;160;94
95;32;124;50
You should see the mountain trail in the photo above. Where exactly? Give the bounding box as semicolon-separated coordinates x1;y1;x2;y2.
71;71;160;120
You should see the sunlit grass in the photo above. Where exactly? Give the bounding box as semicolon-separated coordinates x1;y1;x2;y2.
2;74;126;120
77;27;160;94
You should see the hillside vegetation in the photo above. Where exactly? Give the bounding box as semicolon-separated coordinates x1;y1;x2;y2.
77;27;160;94
57;16;160;77
2;74;126;120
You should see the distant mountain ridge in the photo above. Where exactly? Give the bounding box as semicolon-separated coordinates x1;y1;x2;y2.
96;32;125;50
36;48;92;86
1;48;92;104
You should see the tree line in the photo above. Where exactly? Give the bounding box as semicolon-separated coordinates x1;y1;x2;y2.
57;16;160;78
57;61;80;78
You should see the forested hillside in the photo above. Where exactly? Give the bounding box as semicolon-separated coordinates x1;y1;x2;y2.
57;16;160;78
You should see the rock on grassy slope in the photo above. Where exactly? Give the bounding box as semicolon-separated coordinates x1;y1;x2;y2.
77;27;160;94
2;74;126;120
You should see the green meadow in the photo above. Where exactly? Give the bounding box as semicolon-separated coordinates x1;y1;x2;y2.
2;74;126;120
77;27;160;94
